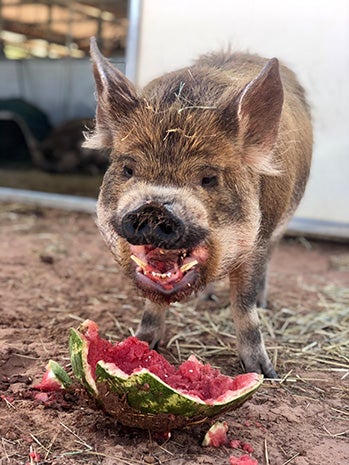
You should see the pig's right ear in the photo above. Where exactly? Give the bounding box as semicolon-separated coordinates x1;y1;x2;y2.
84;37;140;149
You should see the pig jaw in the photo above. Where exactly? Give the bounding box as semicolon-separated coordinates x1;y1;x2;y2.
129;243;210;303
96;189;214;304
99;236;211;304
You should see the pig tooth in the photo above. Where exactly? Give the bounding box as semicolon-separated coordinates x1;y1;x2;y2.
130;254;147;269
151;271;162;277
149;270;173;280
180;260;198;273
150;271;166;280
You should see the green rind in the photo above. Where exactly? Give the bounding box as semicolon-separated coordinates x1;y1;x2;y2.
69;328;97;395
47;360;73;388
96;361;263;418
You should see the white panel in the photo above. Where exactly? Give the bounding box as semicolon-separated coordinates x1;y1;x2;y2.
130;0;349;226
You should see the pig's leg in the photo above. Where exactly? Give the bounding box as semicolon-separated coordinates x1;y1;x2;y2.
230;260;277;378
257;239;281;308
256;262;268;308
135;301;167;349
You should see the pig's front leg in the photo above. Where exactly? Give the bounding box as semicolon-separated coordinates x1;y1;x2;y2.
230;262;277;378
135;300;167;349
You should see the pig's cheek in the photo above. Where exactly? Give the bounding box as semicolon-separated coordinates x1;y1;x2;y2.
115;239;133;268
208;221;259;280
200;234;226;281
208;229;241;275
97;214;126;268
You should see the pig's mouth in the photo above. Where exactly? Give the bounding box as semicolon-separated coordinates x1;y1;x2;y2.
129;244;208;299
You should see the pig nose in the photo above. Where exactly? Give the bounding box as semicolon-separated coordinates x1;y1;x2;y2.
120;203;185;248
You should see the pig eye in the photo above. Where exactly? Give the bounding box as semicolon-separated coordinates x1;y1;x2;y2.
123;165;134;179
201;175;218;188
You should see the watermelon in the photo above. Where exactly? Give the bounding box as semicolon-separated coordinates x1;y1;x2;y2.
202;421;229;447
230;455;258;465
68;320;263;431
34;359;73;391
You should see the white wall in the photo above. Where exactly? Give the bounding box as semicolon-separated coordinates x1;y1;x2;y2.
129;0;349;225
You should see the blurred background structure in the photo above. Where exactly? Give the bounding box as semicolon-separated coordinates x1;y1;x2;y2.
0;0;128;59
0;0;128;195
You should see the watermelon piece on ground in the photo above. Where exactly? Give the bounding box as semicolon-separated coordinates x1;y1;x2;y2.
69;320;263;431
202;421;229;447
229;455;258;465
33;360;73;391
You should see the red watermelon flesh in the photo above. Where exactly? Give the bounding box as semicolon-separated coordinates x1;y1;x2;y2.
83;321;257;402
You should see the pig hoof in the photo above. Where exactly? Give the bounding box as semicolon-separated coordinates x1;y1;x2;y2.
263;367;278;379
245;365;278;379
152;340;160;351
242;359;278;379
135;330;161;351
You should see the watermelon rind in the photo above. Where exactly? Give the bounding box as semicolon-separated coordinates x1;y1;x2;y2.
47;359;73;389
69;328;97;395
95;361;263;418
68;322;263;430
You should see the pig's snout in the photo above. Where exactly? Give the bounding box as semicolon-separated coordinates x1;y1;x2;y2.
120;203;185;249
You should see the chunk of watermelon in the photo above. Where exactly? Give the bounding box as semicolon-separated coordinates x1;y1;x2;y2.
69;320;263;431
229;455;258;465
33;360;72;391
202;421;229;447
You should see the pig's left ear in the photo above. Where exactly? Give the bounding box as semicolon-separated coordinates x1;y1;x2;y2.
236;58;283;174
84;37;140;149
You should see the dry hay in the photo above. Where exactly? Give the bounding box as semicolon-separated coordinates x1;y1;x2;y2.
103;279;349;405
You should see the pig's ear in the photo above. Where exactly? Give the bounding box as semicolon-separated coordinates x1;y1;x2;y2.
236;58;283;174
84;37;140;149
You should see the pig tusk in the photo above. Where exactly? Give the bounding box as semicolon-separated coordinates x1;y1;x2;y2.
180;260;198;273
130;254;148;269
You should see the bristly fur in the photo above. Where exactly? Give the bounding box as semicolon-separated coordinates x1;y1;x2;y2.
87;39;313;378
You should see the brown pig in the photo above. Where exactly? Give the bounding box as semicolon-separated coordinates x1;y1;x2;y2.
84;38;312;378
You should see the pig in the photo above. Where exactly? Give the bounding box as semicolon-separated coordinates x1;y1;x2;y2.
84;38;312;378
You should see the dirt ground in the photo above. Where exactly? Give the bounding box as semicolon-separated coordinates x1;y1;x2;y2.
0;203;348;465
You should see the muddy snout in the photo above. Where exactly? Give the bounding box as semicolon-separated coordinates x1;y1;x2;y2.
121;203;183;248
114;202;208;249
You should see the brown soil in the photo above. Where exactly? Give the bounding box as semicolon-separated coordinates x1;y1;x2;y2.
0;203;348;465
